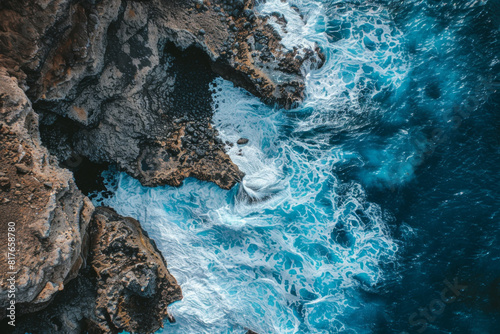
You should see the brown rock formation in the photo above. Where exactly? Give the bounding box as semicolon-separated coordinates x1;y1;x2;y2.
1;0;322;190
90;207;182;333
0;48;182;333
0;69;93;316
9;207;182;334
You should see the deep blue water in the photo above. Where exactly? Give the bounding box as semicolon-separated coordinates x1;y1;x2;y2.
95;0;500;333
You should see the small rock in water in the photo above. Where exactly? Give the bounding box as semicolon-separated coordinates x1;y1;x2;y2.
237;138;249;145
167;312;176;323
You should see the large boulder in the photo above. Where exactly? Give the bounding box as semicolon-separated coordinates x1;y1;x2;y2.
90;207;182;333
8;207;182;334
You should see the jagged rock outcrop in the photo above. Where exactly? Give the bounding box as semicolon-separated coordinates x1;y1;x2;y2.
1;0;323;189
0;69;94;317
0;0;322;330
9;207;182;334
90;207;182;333
0;47;181;333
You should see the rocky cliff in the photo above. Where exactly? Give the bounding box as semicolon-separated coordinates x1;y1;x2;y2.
0;69;182;333
9;207;182;333
1;0;322;189
0;0;322;332
0;68;94;317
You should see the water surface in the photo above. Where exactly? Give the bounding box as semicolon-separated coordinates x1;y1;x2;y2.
96;0;500;333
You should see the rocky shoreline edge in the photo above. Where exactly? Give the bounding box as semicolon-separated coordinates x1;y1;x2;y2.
0;0;323;332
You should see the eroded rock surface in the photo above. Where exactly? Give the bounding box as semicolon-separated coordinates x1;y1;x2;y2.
1;0;322;189
9;207;182;334
90;207;182;333
0;69;93;317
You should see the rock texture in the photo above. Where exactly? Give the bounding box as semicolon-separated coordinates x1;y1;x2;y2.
90;207;182;333
0;0;322;331
9;207;182;334
1;0;322;189
0;69;93;316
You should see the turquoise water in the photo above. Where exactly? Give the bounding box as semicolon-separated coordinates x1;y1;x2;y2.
97;0;500;333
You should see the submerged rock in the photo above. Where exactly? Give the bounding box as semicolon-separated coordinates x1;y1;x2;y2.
237;137;249;145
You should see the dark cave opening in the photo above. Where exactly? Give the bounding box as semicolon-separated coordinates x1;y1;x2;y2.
65;157;109;196
34;112;109;196
163;41;218;120
33;42;221;196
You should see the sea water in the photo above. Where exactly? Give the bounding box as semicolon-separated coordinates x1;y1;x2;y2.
95;0;500;333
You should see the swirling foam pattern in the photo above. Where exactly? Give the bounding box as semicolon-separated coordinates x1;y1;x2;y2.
99;77;398;333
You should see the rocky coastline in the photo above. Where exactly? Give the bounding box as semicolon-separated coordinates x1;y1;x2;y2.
0;0;323;332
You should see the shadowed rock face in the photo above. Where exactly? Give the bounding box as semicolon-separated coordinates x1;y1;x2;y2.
0;0;322;331
1;0;322;190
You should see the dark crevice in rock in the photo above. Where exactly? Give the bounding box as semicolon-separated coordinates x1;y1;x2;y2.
1;1;324;332
35;109;109;196
165;41;216;121
1;267;98;334
67;157;109;196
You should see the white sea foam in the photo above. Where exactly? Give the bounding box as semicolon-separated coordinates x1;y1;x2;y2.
94;1;407;333
90;0;500;332
98;77;398;333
